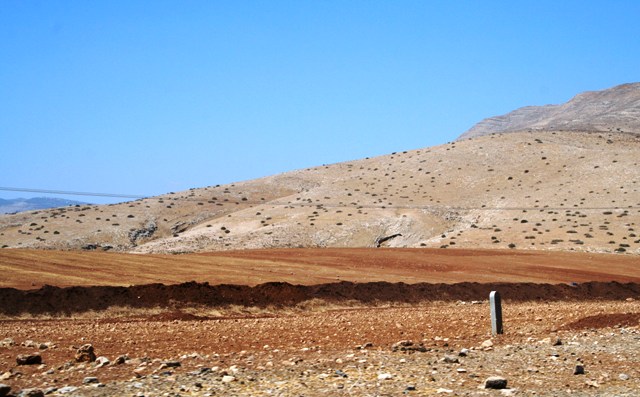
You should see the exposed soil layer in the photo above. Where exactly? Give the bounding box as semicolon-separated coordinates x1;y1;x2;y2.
2;280;639;315
1;301;639;396
561;312;640;330
2;248;640;290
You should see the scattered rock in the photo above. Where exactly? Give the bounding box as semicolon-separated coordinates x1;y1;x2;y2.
459;348;469;357
484;376;508;389
38;342;53;350
159;361;181;369
377;373;393;380
481;339;494;348
574;365;585;375
221;375;236;383
95;356;110;368
17;389;44;397
0;384;10;397
56;386;78;394
0;339;14;348
392;340;427;353
441;355;459;364
113;355;128;365
619;373;630;381
83;377;99;384
585;379;600;388
75;344;96;363
16;354;42;366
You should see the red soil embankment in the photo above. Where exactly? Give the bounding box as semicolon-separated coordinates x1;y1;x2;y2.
1;280;639;315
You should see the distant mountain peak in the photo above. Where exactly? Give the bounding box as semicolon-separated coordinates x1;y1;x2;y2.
0;197;87;214
458;82;640;140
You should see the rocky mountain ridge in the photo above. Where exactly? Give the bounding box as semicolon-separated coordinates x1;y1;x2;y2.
1;131;638;255
458;82;640;140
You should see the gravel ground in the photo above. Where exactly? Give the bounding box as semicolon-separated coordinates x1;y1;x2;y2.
1;300;639;396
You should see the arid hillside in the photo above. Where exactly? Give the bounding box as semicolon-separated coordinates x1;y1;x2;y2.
458;82;640;139
1;130;639;254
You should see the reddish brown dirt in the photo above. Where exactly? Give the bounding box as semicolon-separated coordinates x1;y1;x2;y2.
1;248;639;290
560;312;640;330
1;248;639;395
2;280;640;316
1;301;639;394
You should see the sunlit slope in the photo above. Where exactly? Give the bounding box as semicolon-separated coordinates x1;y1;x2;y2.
1;131;638;254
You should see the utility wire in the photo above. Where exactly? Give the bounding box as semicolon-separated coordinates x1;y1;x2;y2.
1;186;638;211
0;187;146;199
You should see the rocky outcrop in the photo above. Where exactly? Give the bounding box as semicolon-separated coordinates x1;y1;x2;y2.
458;82;640;140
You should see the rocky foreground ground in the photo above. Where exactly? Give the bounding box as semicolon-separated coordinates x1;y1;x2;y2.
1;300;639;396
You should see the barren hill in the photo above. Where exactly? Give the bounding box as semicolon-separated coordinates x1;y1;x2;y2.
458;82;640;140
1;131;639;254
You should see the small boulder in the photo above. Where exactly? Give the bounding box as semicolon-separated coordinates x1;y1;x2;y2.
481;339;494;348
574;365;585;375
0;384;11;397
17;389;44;397
160;361;181;368
16;354;42;366
56;386;77;394
221;375;236;383
95;357;110;368
484;376;508;389
113;355;128;365
82;377;99;384
441;355;459;364
75;344;96;363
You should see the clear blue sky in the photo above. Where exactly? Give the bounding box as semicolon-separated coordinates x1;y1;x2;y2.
2;1;639;204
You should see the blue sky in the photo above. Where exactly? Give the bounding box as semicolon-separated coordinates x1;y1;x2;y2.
1;1;639;204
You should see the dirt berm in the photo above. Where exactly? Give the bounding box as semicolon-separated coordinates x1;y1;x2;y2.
1;281;639;315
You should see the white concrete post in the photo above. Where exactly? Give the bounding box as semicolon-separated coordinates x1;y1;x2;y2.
490;291;503;335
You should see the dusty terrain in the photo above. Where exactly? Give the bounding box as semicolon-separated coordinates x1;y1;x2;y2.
1;131;639;255
1;85;639;396
1;248;639;395
1;301;639;396
2;248;640;290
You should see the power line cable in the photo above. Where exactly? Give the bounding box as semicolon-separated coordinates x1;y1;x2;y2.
1;186;638;211
0;187;146;199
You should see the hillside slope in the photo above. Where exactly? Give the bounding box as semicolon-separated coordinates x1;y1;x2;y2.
1;131;638;254
458;82;640;140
